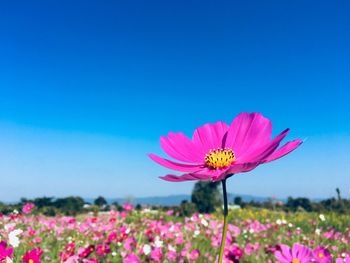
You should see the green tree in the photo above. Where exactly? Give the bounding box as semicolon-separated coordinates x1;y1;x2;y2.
179;200;197;216
94;196;107;207
54;196;85;216
191;181;221;213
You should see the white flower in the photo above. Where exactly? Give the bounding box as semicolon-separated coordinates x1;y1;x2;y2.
201;218;208;227
288;223;293;228
6;257;13;263
8;229;23;247
143;244;151;255
154;236;163;248
319;214;326;221
112;252;117;257
315;228;321;235
276;219;282;225
193;230;200;237
168;245;176;252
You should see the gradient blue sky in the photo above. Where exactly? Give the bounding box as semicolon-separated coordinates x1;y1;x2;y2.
0;0;349;201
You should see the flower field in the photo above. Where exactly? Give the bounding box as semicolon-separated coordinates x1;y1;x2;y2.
0;206;349;262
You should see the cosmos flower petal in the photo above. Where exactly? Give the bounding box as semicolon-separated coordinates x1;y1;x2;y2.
224;112;272;156
192;121;229;153
160;132;204;163
275;251;291;263
263;139;302;163
291;243;299;259
236;128;290;163
227;162;259;175
148;154;202;172
193;167;231;182
160;173;212;182
279;244;293;260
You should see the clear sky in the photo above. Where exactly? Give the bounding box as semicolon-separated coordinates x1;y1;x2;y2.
0;0;349;201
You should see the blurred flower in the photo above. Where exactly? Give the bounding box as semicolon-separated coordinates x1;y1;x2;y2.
313;246;332;263
8;229;23;248
142;244;151;255
123;254;141;263
122;204;133;211
0;241;13;262
189;249;200;260
22;203;35;214
22;248;43;263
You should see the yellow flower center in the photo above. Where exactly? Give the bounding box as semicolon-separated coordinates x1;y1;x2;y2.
318;253;324;258
205;148;236;169
28;260;34;263
292;259;300;263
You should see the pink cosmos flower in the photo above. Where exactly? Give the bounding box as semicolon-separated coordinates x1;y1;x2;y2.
274;244;313;263
336;255;350;263
149;112;301;182
223;245;243;263
122;203;134;211
0;241;13;261
189;249;200;260
78;245;94;258
22;203;35;214
95;243;110;257
22;248;43;263
123;254;141;263
151;248;163;262
313;246;332;263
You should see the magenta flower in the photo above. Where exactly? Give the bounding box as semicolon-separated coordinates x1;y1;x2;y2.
336;255;350;263
0;241;13;261
22;248;43;263
189;249;200;260
22;203;35;214
149;112;301;182
313;246;332;263
150;112;301;263
274;244;313;263
123;254;141;263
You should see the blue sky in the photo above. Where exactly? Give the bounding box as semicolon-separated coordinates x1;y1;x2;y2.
0;0;349;201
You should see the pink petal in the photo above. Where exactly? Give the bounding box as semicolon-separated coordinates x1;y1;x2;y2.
193;166;231;182
226;162;259;175
148;154;202;172
275;251;291;263
160;173;212;182
160;132;204;163
224;112;272;157
280;244;293;260
236;128;289;164
192;121;229;154
263;139;302;163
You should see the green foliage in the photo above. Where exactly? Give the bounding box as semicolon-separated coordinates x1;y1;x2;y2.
191;181;221;213
94;196;107;207
179;200;197;216
55;196;85;216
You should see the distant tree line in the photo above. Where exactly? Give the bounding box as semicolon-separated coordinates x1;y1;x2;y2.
0;185;349;217
180;183;350;216
233;187;350;214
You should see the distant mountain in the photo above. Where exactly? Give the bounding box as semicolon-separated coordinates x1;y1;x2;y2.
85;193;285;206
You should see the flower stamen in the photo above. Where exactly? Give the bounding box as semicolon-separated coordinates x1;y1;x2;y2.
205;148;236;169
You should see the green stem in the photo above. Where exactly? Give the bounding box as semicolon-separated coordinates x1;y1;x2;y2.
218;178;229;263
